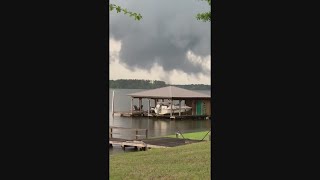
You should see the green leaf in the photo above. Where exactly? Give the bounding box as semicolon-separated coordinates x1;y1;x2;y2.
116;6;121;13
109;5;114;11
109;3;142;21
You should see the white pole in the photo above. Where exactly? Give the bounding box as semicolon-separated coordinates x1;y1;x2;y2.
170;98;173;117
112;90;115;116
148;99;150;116
131;97;133;114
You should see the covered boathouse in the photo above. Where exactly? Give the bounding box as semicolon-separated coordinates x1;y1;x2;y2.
127;86;211;119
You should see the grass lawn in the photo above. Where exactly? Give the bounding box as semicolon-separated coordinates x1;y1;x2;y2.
166;130;211;141
110;141;211;180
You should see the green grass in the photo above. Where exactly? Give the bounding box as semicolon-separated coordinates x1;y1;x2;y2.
166;131;211;141
110;141;211;180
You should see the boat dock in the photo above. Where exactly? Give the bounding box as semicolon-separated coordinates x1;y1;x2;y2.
109;127;203;151
113;111;147;117
109;137;203;151
113;111;210;119
111;86;212;120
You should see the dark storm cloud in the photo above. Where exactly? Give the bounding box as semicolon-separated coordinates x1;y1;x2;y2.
110;0;210;74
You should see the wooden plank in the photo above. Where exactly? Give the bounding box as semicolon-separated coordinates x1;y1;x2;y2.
119;140;148;151
109;132;120;135
146;144;167;148
121;142;146;148
109;141;123;146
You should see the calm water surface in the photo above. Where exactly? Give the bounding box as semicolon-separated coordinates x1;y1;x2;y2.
109;89;211;155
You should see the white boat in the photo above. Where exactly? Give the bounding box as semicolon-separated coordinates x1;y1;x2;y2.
150;101;192;115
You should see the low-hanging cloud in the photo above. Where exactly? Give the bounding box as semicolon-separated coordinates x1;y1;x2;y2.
110;0;211;75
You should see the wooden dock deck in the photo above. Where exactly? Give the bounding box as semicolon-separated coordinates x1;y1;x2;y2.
113;111;146;117
158;115;210;120
113;111;210;119
109;126;204;151
109;138;148;151
109;137;203;151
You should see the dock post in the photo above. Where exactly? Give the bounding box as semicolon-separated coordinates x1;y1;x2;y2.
192;100;194;115
170;98;173;117
138;98;141;111
135;129;138;140
148;99;150;116
109;127;112;139
130;97;133;115
146;129;148;139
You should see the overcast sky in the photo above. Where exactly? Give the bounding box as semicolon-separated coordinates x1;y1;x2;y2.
109;0;211;85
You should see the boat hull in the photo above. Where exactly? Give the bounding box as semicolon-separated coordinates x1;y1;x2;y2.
156;106;192;115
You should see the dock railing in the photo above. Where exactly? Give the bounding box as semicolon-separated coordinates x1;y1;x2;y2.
109;126;148;140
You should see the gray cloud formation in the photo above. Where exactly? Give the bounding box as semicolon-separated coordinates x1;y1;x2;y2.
110;0;210;75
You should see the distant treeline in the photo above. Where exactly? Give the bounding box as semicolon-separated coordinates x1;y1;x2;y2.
109;79;211;90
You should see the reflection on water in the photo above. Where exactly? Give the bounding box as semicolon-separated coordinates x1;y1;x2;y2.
108;89;211;155
109;116;211;155
110;116;211;139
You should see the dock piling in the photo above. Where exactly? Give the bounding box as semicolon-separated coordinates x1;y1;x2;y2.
112;90;115;116
135;129;138;140
146;129;148;139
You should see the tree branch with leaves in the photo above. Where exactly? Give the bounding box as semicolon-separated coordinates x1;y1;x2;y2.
109;0;210;22
109;3;142;21
196;0;211;22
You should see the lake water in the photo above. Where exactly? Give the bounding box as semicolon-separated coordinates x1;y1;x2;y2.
109;89;211;155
